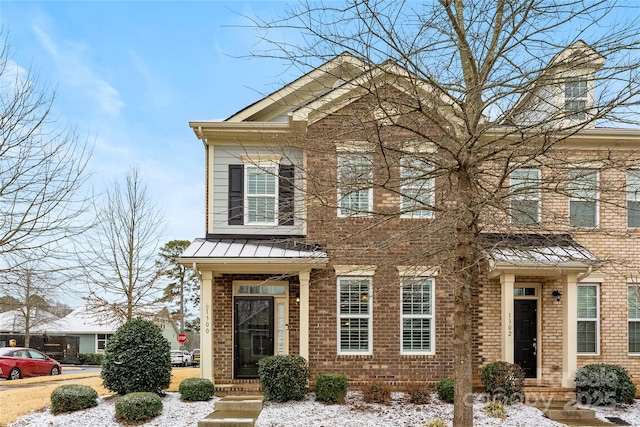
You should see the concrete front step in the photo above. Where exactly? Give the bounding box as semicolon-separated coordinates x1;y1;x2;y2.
197;395;264;427
543;407;597;420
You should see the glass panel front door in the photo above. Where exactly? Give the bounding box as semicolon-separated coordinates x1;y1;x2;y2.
234;296;274;378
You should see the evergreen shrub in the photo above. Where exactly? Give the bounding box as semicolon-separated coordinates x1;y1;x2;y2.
258;354;309;402
178;378;215;401
50;384;98;413
100;317;171;395
115;392;163;421
315;373;348;404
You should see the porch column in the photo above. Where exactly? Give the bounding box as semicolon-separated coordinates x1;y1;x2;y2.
562;273;578;388
299;270;310;361
501;273;515;363
200;270;214;383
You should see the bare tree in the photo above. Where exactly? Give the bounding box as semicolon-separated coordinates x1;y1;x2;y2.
247;2;640;424
82;167;167;322
0;35;92;266
157;239;199;332
0;258;70;346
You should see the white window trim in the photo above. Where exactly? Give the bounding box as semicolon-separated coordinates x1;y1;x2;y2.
337;276;373;355
628;284;640;355
627;170;640;229
400;158;435;219
577;283;600;355
510;168;541;225
569;170;599;228
337;154;373;218
400;277;435;355
564;77;590;120
244;162;278;225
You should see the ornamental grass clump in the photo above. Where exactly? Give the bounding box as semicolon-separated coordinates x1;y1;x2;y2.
115;392;163;421
178;378;215;401
50;384;98;414
362;382;391;404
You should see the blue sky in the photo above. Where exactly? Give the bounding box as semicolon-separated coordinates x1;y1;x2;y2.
0;1;299;242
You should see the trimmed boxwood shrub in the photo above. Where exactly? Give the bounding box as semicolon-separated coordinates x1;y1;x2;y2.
115;392;163;421
258;354;309;402
78;353;105;365
50;384;98;413
575;363;637;406
480;361;525;404
101;318;171;395
436;377;454;403
178;378;215;401
315;373;347;404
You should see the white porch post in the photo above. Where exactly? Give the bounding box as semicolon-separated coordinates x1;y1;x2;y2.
200;270;214;383
299;270;310;361
562;273;578;388
501;273;515;363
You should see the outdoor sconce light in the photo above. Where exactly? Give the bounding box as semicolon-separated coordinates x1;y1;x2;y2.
552;290;562;302
296;292;300;303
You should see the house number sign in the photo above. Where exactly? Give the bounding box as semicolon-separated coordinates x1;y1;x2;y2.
205;303;210;334
507;312;512;337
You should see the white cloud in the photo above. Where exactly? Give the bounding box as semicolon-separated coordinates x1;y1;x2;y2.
31;22;125;116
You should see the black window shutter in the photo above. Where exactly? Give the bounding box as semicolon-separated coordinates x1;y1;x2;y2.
228;165;244;225
279;165;295;226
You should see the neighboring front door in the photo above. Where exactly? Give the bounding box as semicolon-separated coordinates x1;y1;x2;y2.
514;299;537;378
234;296;274;379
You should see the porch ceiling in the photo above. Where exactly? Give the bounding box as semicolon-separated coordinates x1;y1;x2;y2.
178;237;328;275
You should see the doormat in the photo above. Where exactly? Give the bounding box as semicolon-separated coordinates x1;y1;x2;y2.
605;416;631;426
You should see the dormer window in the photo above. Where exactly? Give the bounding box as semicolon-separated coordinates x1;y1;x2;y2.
564;78;588;120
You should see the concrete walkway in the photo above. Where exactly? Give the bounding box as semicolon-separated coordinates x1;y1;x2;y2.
198;395;263;427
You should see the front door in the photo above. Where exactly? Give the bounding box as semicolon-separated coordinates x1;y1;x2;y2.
234;296;274;379
514;299;537;378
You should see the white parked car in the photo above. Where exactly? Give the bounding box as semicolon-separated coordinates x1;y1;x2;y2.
170;350;191;367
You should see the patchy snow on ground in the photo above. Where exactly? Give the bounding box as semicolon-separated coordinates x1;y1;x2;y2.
255;392;566;427
8;392;218;427
8;390;640;427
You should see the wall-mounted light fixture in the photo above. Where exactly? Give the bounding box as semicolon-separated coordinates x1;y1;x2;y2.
552;290;562;302
296;292;300;303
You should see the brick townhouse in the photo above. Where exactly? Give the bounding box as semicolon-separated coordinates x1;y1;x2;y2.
179;41;640;391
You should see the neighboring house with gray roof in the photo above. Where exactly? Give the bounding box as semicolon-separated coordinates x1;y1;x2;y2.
37;304;181;354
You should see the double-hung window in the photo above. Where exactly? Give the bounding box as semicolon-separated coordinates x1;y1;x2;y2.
338;155;372;217
337;277;372;354
97;333;112;351
627;170;640;228
577;284;599;354
401;158;434;218
569;170;598;228
245;164;277;224
510;169;541;226
228;163;295;226
401;277;435;354
628;286;640;354
565;78;588;120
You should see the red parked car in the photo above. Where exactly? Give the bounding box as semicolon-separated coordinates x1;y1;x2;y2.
0;347;62;380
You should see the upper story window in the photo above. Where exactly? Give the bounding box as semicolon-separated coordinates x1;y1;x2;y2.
401;158;434;219
337;277;372;354
510;169;540;226
569;169;598;228
338;154;372;217
246;164;277;224
564;78;588;120
627;170;640;228
228;163;294;226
